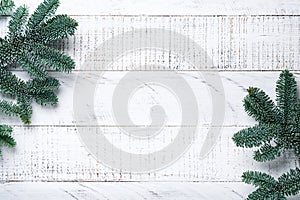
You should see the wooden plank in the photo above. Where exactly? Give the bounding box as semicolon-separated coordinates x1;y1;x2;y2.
0;182;257;200
13;0;300;15
0;126;298;181
0;71;297;126
1;16;300;71
35;16;300;71
0;0;298;187
0;72;297;182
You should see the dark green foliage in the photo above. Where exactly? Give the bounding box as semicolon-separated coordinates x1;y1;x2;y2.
242;169;300;200
233;70;300;199
1;1;77;78
0;38;17;66
233;124;276;148
0;125;15;154
31;43;75;72
17;97;32;124
0;100;19;116
279;168;300;196
242;171;277;189
0;0;14;15
243;87;281;124
276;70;297;124
0;68;25;97
27;0;59;31
7;5;28;42
0;0;78;154
31;14;78;44
233;70;300;161
26;77;60;94
18;55;48;79
253;144;282;162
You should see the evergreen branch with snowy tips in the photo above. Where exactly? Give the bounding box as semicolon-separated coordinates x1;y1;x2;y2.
0;0;78;155
0;125;15;154
233;70;300;199
242;169;300;200
0;0;14;15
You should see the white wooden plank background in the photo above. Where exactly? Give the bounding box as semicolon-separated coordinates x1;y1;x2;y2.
1;182;300;200
0;182;255;200
1;16;300;71
0;71;298;126
1;0;300;199
14;0;300;15
1;125;298;181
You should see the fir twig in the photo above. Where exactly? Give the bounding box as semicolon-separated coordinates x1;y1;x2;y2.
0;0;78;155
0;125;16;154
233;70;300;199
233;70;300;162
0;0;14;15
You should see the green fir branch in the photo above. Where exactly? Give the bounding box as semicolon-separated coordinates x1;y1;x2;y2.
18;55;48;79
0;0;14;15
233;124;275;148
28;42;75;72
27;0;59;31
0;0;77;155
253;144;282;162
0;125;16;154
31;14;78;44
7;6;28;42
244;87;281;124
0;38;18;66
233;70;300;199
0;99;19;116
242;169;300;200
242;171;277;188
276;70;297;124
34;91;58;106
26;77;60;94
279;168;300;196
0;68;25;97
17;97;32;125
234;70;300;161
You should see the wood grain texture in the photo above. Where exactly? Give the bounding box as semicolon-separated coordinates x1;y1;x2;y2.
47;16;300;71
0;0;299;192
0;182;255;200
0;71;297;126
0;126;298;182
0;71;299;182
13;0;300;15
1;16;300;71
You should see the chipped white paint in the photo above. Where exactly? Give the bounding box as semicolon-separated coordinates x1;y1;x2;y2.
0;71;296;126
13;0;300;15
0;125;299;182
0;72;299;182
49;16;300;71
1;0;300;199
1;16;300;71
0;182;254;200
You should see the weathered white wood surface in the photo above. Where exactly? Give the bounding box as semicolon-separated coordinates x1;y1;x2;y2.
2;16;300;71
68;16;300;71
0;71;298;126
14;0;300;15
1;182;299;200
0;72;299;182
1;0;300;199
0;182;254;200
0;126;299;181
